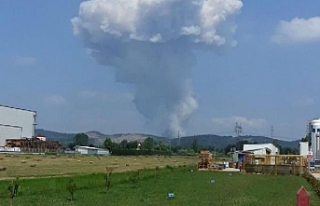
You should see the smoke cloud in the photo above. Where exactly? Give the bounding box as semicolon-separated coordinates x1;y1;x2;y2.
72;0;242;137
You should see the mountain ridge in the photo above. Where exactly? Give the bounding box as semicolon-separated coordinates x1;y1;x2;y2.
35;129;300;149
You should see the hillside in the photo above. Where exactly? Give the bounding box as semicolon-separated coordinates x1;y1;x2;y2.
35;129;300;149
35;129;168;146
170;134;300;149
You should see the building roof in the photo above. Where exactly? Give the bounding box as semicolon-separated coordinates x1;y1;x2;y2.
75;145;109;151
0;104;36;113
75;145;98;150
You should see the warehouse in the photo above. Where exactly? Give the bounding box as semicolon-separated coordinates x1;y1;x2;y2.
0;105;36;146
75;145;110;156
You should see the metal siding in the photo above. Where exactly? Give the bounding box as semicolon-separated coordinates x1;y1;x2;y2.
0;106;36;146
0;125;21;146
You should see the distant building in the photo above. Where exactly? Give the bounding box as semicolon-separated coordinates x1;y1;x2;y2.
243;143;279;165
0;104;36;146
75;145;110;155
35;135;46;141
299;142;309;157
243;143;279;155
308;119;320;160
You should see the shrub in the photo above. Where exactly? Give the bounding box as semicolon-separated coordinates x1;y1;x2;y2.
7;177;19;206
104;167;113;192
67;178;76;201
302;172;320;196
130;170;140;188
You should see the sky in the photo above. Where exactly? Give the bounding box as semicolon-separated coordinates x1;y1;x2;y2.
1;0;320;140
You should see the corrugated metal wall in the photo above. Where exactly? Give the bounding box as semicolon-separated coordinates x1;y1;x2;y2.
0;105;36;146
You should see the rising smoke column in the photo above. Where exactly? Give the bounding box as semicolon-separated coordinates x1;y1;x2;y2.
72;0;243;137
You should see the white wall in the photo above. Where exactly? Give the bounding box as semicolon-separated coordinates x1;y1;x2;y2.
309;119;320;160
0;125;21;145
299;142;308;156
76;146;98;155
0;105;36;146
243;144;279;155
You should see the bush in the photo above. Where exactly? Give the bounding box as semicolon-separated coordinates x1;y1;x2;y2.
302;172;320;196
67;178;76;201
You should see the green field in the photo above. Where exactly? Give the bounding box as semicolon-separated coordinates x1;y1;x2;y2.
0;166;319;206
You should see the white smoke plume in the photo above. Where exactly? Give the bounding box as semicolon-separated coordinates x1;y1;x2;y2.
72;0;242;137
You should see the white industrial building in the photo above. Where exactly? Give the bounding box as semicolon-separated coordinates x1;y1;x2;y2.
299;142;309;157
243;143;279;155
75;145;109;155
243;143;279;165
0;105;36;146
308;119;320;160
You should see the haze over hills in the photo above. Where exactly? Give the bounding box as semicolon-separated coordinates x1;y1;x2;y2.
36;129;300;149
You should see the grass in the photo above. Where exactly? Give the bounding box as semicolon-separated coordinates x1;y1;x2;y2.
0;154;197;178
0;166;319;206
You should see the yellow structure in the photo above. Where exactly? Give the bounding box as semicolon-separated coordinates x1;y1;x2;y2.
197;150;213;170
243;154;307;175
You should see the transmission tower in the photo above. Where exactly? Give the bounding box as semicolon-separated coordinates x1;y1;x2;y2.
234;122;242;151
271;125;274;138
234;122;242;137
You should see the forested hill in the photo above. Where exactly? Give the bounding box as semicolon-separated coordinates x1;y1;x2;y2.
36;129;300;149
169;134;300;149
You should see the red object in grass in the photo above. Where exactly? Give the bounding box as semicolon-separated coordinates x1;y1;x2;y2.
297;186;309;206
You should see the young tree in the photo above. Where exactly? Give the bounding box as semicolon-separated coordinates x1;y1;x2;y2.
142;137;154;150
73;133;89;146
103;137;113;150
67;178;76;201
120;140;128;149
7;177;19;206
272;139;279;148
191;138;198;153
104;167;113;193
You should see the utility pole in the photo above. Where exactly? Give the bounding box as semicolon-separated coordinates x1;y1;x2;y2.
271;126;274;138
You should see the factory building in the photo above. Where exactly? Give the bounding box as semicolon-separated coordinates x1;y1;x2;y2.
308;119;320;160
0;105;36;146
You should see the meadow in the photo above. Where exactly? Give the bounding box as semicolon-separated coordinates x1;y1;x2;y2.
0;154;198;178
0;154;319;205
0;165;319;206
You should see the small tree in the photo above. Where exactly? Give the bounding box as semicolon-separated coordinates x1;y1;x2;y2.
104;167;113;193
130;170;140;188
272;139;279;148
7;177;19;206
67;178;76;201
142;137;154;150
73;133;89;146
191;138;198;153
154;166;159;184
104;138;113;151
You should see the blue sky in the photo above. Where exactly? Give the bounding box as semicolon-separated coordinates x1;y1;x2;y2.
1;0;320;140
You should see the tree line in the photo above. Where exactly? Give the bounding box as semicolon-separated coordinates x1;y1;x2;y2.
68;133;300;156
